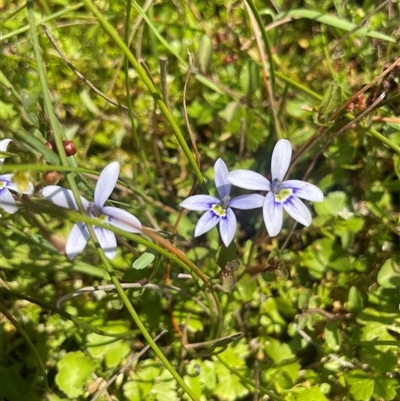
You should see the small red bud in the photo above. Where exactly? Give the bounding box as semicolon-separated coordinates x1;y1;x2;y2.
45;141;56;151
43;171;61;185
62;140;77;157
223;55;233;64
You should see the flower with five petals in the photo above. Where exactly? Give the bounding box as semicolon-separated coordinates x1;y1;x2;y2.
43;161;142;259
227;139;324;237
180;158;264;247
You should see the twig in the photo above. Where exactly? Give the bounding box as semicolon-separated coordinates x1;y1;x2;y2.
41;24;128;110
57;283;180;309
56;282;209;314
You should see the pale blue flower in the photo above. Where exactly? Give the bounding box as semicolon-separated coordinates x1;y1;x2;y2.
227;139;324;237
180;158;264;247
0;138;34;214
43;161;142;259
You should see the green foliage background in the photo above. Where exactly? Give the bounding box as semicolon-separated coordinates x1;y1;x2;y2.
0;0;399;400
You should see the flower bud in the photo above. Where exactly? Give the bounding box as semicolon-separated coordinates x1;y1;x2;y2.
43;171;61;185
45;141;56;151
62;140;77;156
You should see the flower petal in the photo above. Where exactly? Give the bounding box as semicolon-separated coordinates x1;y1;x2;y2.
0;188;18;214
95;161;120;209
20;181;34;195
42;186;89;210
0;138;12;152
194;210;220;237
1;174;15;188
94;226;117;259
229;194;265;209
180;195;220;211
219;208;237;247
283;195;312;227
263;192;283;237
271;139;292;180
103;206;142;233
66;222;90;259
226;170;270;191
214;158;231;199
282;180;324;202
0;138;12;165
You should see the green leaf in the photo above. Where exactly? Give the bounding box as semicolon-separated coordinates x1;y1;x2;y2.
359;321;398;351
216;240;237;270
132;252;156;270
217;339;249;369
295;386;329;401
377;259;400;289
197;34;213;74
55;351;95;398
264;337;295;364
347;286;364;313
260;298;287;326
347;370;374;401
299;238;333;278
235;273;258;303
222;101;241;123
182;360;203;400
214;362;250;401
20;89;41;127
324;321;341;351
86;323;130;368
264;362;301;392
0;368;36;401
314;191;347;216
200;360;217;391
276;9;395;42
241;60;259;99
123;361;177;401
80;89;100;115
347;370;398;401
361;347;397;374
148;369;177;400
316;80;342;123
0;100;17;119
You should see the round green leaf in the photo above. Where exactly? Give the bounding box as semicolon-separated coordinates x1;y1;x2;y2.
55;351;95;398
377;259;400;288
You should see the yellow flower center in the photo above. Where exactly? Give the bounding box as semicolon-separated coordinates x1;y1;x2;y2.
275;188;292;202
12;172;31;193
271;178;292;202
212;204;227;216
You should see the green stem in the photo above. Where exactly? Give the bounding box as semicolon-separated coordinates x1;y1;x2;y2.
82;0;203;185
